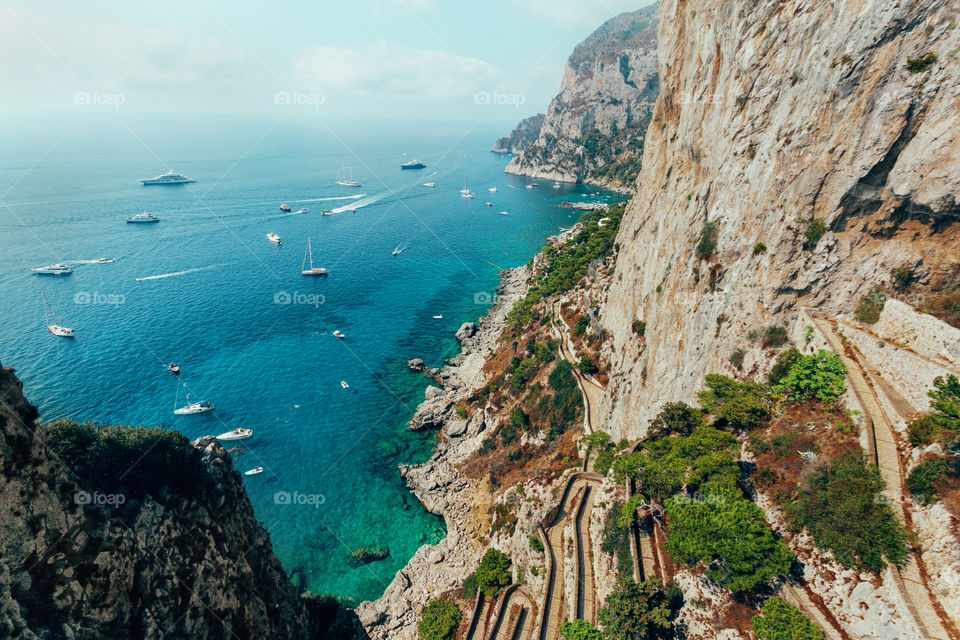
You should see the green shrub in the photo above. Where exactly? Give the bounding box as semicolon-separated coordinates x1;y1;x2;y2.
418;599;461;640
803;218;827;248
753;242;767;255
907;457;951;504
696;220;719;259
647;402;707;440
698;375;772;430
578;355;598;375
597;577;682;640
575;315;590;336
768;348;802;385
855;286;886;323
752;597;825;640
474;549;512;597
730;349;745;369
907;414;952;446
787;451;908;572
602;501;634;577
461;573;478;599
560;620;603;640
529;536;544;552
455;406;468;419
772;350;847;404
632;319;647;336
891;265;912;291
44;420;206;499
507;448;522;461
762;325;789;348
907;51;938;73
930;374;960;420
665;475;794;591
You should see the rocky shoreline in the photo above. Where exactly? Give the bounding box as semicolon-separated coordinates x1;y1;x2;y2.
355;266;530;639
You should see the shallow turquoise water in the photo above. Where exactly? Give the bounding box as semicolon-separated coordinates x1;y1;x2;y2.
0;114;624;601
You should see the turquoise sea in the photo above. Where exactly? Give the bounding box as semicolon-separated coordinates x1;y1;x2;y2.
0;115;624;601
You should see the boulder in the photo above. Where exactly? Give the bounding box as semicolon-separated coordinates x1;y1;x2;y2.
455;322;477;342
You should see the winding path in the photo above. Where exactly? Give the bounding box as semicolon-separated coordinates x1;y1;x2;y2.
551;302;605;435
811;315;956;640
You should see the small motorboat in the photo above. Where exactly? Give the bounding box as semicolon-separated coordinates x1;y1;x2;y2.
266;233;281;244
296;207;308;213
526;182;540;189
500;211;509;216
553;183;561;189
280;203;291;212
432;314;443;319
216;428;253;441
321;210;333;215
488;187;497;193
31;263;73;275
244;467;264;476
96;257;116;263
168;363;181;375
174;400;214;415
423;182;436;187
333;330;345;339
340;380;350;389
485;202;493;206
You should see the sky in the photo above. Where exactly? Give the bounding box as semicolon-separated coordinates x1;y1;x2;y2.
0;0;656;121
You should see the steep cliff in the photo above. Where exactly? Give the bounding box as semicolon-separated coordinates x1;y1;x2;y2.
0;364;359;639
492;113;544;153
599;0;960;439
504;4;659;189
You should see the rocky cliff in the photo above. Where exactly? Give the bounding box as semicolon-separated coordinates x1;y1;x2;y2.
492;113;544;154
0;364;359;639
599;0;960;439
504;4;659;189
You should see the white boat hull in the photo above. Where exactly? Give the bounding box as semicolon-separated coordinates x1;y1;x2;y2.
174;403;214;415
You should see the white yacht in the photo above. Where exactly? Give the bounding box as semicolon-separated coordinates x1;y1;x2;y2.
216;428;253;441
337;165;361;187
266;233;281;244
423;182;436;187
488;187;497;193
296;207;308;214
301;237;328;276
280;203;291;212
340;380;350;389
31;263;73;275
42;291;73;337
460;180;475;198
126;212;160;223
244;467;264;476
333;330;345;339
500;211;509;216
401;159;426;169
174;398;214;415
138;171;196;185
485;202;493;207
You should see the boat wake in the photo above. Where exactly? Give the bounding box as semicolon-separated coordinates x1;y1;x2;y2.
135;263;231;281
328;191;388;214
291;194;366;203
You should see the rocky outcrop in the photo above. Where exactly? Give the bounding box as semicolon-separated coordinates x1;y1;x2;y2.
0;364;357;639
505;5;659;190
599;0;960;440
492;113;545;154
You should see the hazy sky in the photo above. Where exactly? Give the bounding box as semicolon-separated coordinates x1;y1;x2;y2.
1;0;655;121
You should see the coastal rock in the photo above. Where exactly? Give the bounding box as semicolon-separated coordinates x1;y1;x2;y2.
424;385;442;400
455;322;477;342
407;358;425;371
492;113;545;154
505;5;658;190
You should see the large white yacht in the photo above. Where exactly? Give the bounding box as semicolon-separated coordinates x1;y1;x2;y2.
138;171;196;185
126;212;160;223
31;263;73;275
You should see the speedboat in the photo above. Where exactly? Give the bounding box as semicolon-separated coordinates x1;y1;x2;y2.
216;428;253;441
485;202;493;206
321;210;333;215
488;187;497;193
126;212;160;223
138;170;196;185
280;203;291;212
553;183;561;189
266;233;281;244
432;314;443;319
423;182;436;187
96;257;115;263
340;380;350;389
168;363;181;375
296;207;308;214
244;467;264;476
333;330;345;339
174;400;214;415
31;263;73;275
500;211;509;215
392;244;402;256
401;159;426;169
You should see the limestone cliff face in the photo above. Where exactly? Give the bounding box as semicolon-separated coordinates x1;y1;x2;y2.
600;0;960;439
505;4;658;188
0;365;350;639
492;113;544;154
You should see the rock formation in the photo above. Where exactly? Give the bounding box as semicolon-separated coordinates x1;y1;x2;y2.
599;0;960;440
492;113;544;154
505;4;659;189
0;364;360;639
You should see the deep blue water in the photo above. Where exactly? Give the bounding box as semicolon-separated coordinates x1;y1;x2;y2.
0;115;623;601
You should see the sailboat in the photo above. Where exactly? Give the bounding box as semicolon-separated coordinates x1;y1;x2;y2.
174;394;213;415
41;290;73;337
301;237;328;276
337;165;361;187
460;179;474;198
